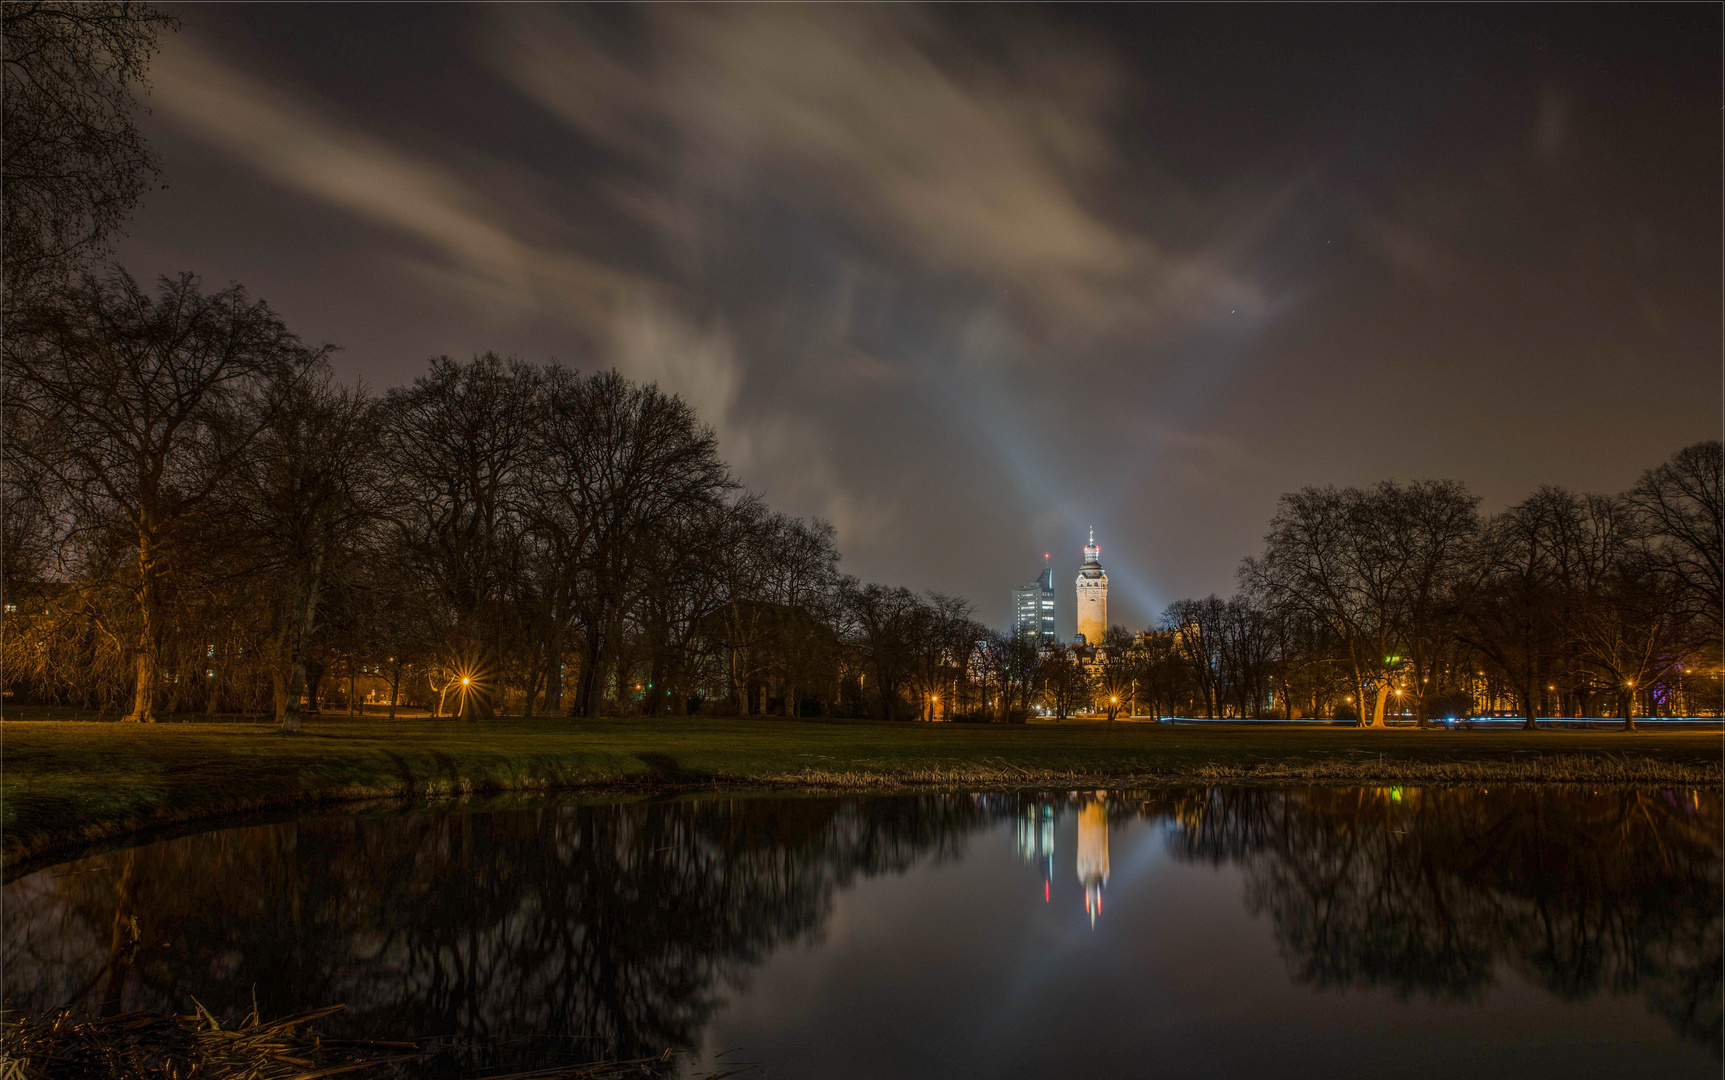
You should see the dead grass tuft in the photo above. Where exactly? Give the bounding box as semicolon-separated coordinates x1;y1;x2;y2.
0;1005;702;1080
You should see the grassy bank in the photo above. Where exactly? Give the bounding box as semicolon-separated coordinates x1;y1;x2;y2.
3;715;1719;871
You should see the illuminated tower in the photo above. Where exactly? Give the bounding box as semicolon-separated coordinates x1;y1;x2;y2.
1013;555;1056;643
1075;528;1108;646
1076;797;1110;927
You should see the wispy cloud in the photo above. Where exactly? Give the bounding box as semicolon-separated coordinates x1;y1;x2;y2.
489;6;1259;345
149;31;877;534
149;34;667;334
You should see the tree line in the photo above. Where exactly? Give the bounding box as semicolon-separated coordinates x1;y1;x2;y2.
0;2;1009;727
1137;456;1721;728
2;291;1015;725
903;444;1718;730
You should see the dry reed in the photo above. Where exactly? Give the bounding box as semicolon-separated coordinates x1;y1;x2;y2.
0;1005;706;1080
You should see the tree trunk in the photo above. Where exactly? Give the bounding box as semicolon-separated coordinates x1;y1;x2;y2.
123;535;163;722
205;659;221;719
280;556;323;735
305;660;324;717
1622;687;1637;732
542;630;563;717
731;638;748;716
388;661;401;720
98;851;140;1017
1368;682;1389;728
272;665;289;722
1520;681;1539;731
281;656;309;734
575;616;607;717
614;646;632;717
523;658;542;718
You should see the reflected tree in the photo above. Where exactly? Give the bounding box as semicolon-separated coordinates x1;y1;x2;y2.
3;795;996;1068
1159;785;1721;1053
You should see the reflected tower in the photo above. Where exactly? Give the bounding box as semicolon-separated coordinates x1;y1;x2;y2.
1075;529;1108;646
1076;797;1110;927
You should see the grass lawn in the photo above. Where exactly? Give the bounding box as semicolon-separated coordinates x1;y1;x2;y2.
3;712;1719;873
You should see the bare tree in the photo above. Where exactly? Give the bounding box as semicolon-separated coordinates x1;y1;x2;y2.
1253;483;1473;728
533;368;733;717
1562;495;1682;731
841;580;924;721
2;2;176;305
1380;480;1481;727
224;374;384;733
1456;488;1576;730
1163;596;1225;718
1038;644;1092;721
7;270;324;721
383;354;539;720
1626;441;1721;643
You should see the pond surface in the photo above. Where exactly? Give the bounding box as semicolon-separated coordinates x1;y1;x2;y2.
5;786;1720;1078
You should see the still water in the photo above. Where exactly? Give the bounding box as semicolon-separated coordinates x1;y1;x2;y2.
4;787;1719;1077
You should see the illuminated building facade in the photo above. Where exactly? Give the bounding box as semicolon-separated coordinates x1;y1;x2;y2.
1013;557;1056;643
1075;529;1108;646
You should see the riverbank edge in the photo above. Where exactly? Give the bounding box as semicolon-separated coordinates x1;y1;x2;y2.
6;751;1718;880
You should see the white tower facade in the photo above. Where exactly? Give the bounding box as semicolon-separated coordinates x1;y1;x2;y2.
1075;528;1108;646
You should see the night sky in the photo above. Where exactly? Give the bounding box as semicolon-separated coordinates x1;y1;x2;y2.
113;5;1720;636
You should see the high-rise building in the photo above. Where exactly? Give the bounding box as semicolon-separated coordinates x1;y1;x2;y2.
1013;556;1056;643
1075;528;1108;646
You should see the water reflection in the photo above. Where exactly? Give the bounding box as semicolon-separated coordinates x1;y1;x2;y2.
4;796;990;1068
4;787;1718;1065
1013;802;1055;904
1156;786;1721;1051
1075;797;1109;927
